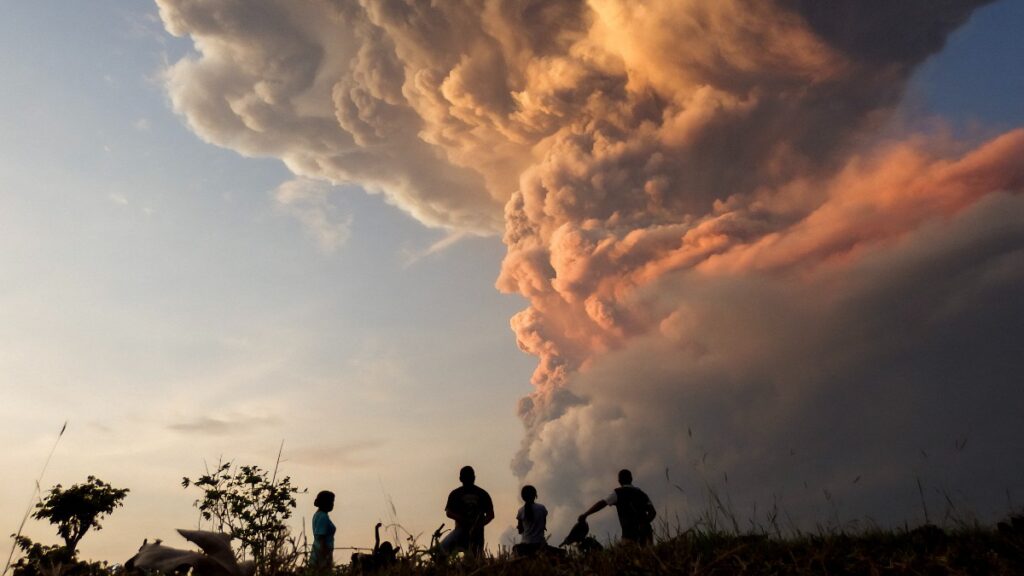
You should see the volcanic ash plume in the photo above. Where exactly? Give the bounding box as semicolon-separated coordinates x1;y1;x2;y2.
158;0;1024;530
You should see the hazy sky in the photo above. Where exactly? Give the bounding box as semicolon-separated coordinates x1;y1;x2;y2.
2;0;1023;563
0;0;534;560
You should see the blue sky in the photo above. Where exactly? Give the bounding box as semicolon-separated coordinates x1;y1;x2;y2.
2;0;1022;562
1;0;534;559
908;0;1024;130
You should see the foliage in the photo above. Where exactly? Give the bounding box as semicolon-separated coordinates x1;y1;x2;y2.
8;536;110;576
182;461;306;576
31;477;128;556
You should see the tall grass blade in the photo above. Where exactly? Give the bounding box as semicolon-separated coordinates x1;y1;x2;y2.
2;421;67;576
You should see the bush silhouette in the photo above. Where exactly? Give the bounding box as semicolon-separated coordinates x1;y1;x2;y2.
32;476;129;557
8;476;126;576
183;461;305;575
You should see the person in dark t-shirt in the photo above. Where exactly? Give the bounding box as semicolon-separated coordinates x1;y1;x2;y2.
578;469;656;545
440;466;494;555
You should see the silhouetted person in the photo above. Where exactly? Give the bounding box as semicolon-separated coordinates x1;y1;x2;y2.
513;485;548;557
578;469;656;545
440;466;494;556
351;522;397;572
372;522;397;566
310;491;336;570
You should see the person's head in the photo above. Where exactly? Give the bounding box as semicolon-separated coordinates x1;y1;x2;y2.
618;469;633;486
377;541;396;558
521;485;537;503
314;490;335;512
459;465;475;485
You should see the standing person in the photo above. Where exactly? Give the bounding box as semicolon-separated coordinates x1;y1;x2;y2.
310;490;337;570
440;466;494;556
578;469;656;545
513;485;548;557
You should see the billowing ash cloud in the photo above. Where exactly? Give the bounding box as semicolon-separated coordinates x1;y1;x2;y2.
158;0;1024;534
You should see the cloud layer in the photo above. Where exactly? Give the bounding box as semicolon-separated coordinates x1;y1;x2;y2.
274;179;352;253
157;0;1024;536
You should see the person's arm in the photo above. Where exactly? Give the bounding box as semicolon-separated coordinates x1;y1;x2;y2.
578;500;607;522
374;522;382;553
516;509;524;534
445;506;462;522
482;493;495;525
445;492;462;523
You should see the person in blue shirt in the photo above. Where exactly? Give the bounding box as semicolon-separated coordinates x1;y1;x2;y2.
310;490;336;569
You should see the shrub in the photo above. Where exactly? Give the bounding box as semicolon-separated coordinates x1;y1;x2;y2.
183;461;306;576
7;476;126;576
8;536;111;576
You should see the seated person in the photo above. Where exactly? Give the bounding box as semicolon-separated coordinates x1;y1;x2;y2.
513;485;547;557
350;523;398;572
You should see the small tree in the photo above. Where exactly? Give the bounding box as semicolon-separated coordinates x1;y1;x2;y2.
182;461;305;575
32;477;129;557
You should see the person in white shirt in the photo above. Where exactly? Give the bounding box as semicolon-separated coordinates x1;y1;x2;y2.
513;485;548;556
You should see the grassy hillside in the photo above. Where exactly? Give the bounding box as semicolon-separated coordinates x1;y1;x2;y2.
328;518;1024;576
9;519;1024;576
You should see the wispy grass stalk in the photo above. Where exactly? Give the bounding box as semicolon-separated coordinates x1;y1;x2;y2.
2;421;67;576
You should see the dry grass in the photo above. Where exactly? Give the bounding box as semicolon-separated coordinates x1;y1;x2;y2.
322;518;1024;576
